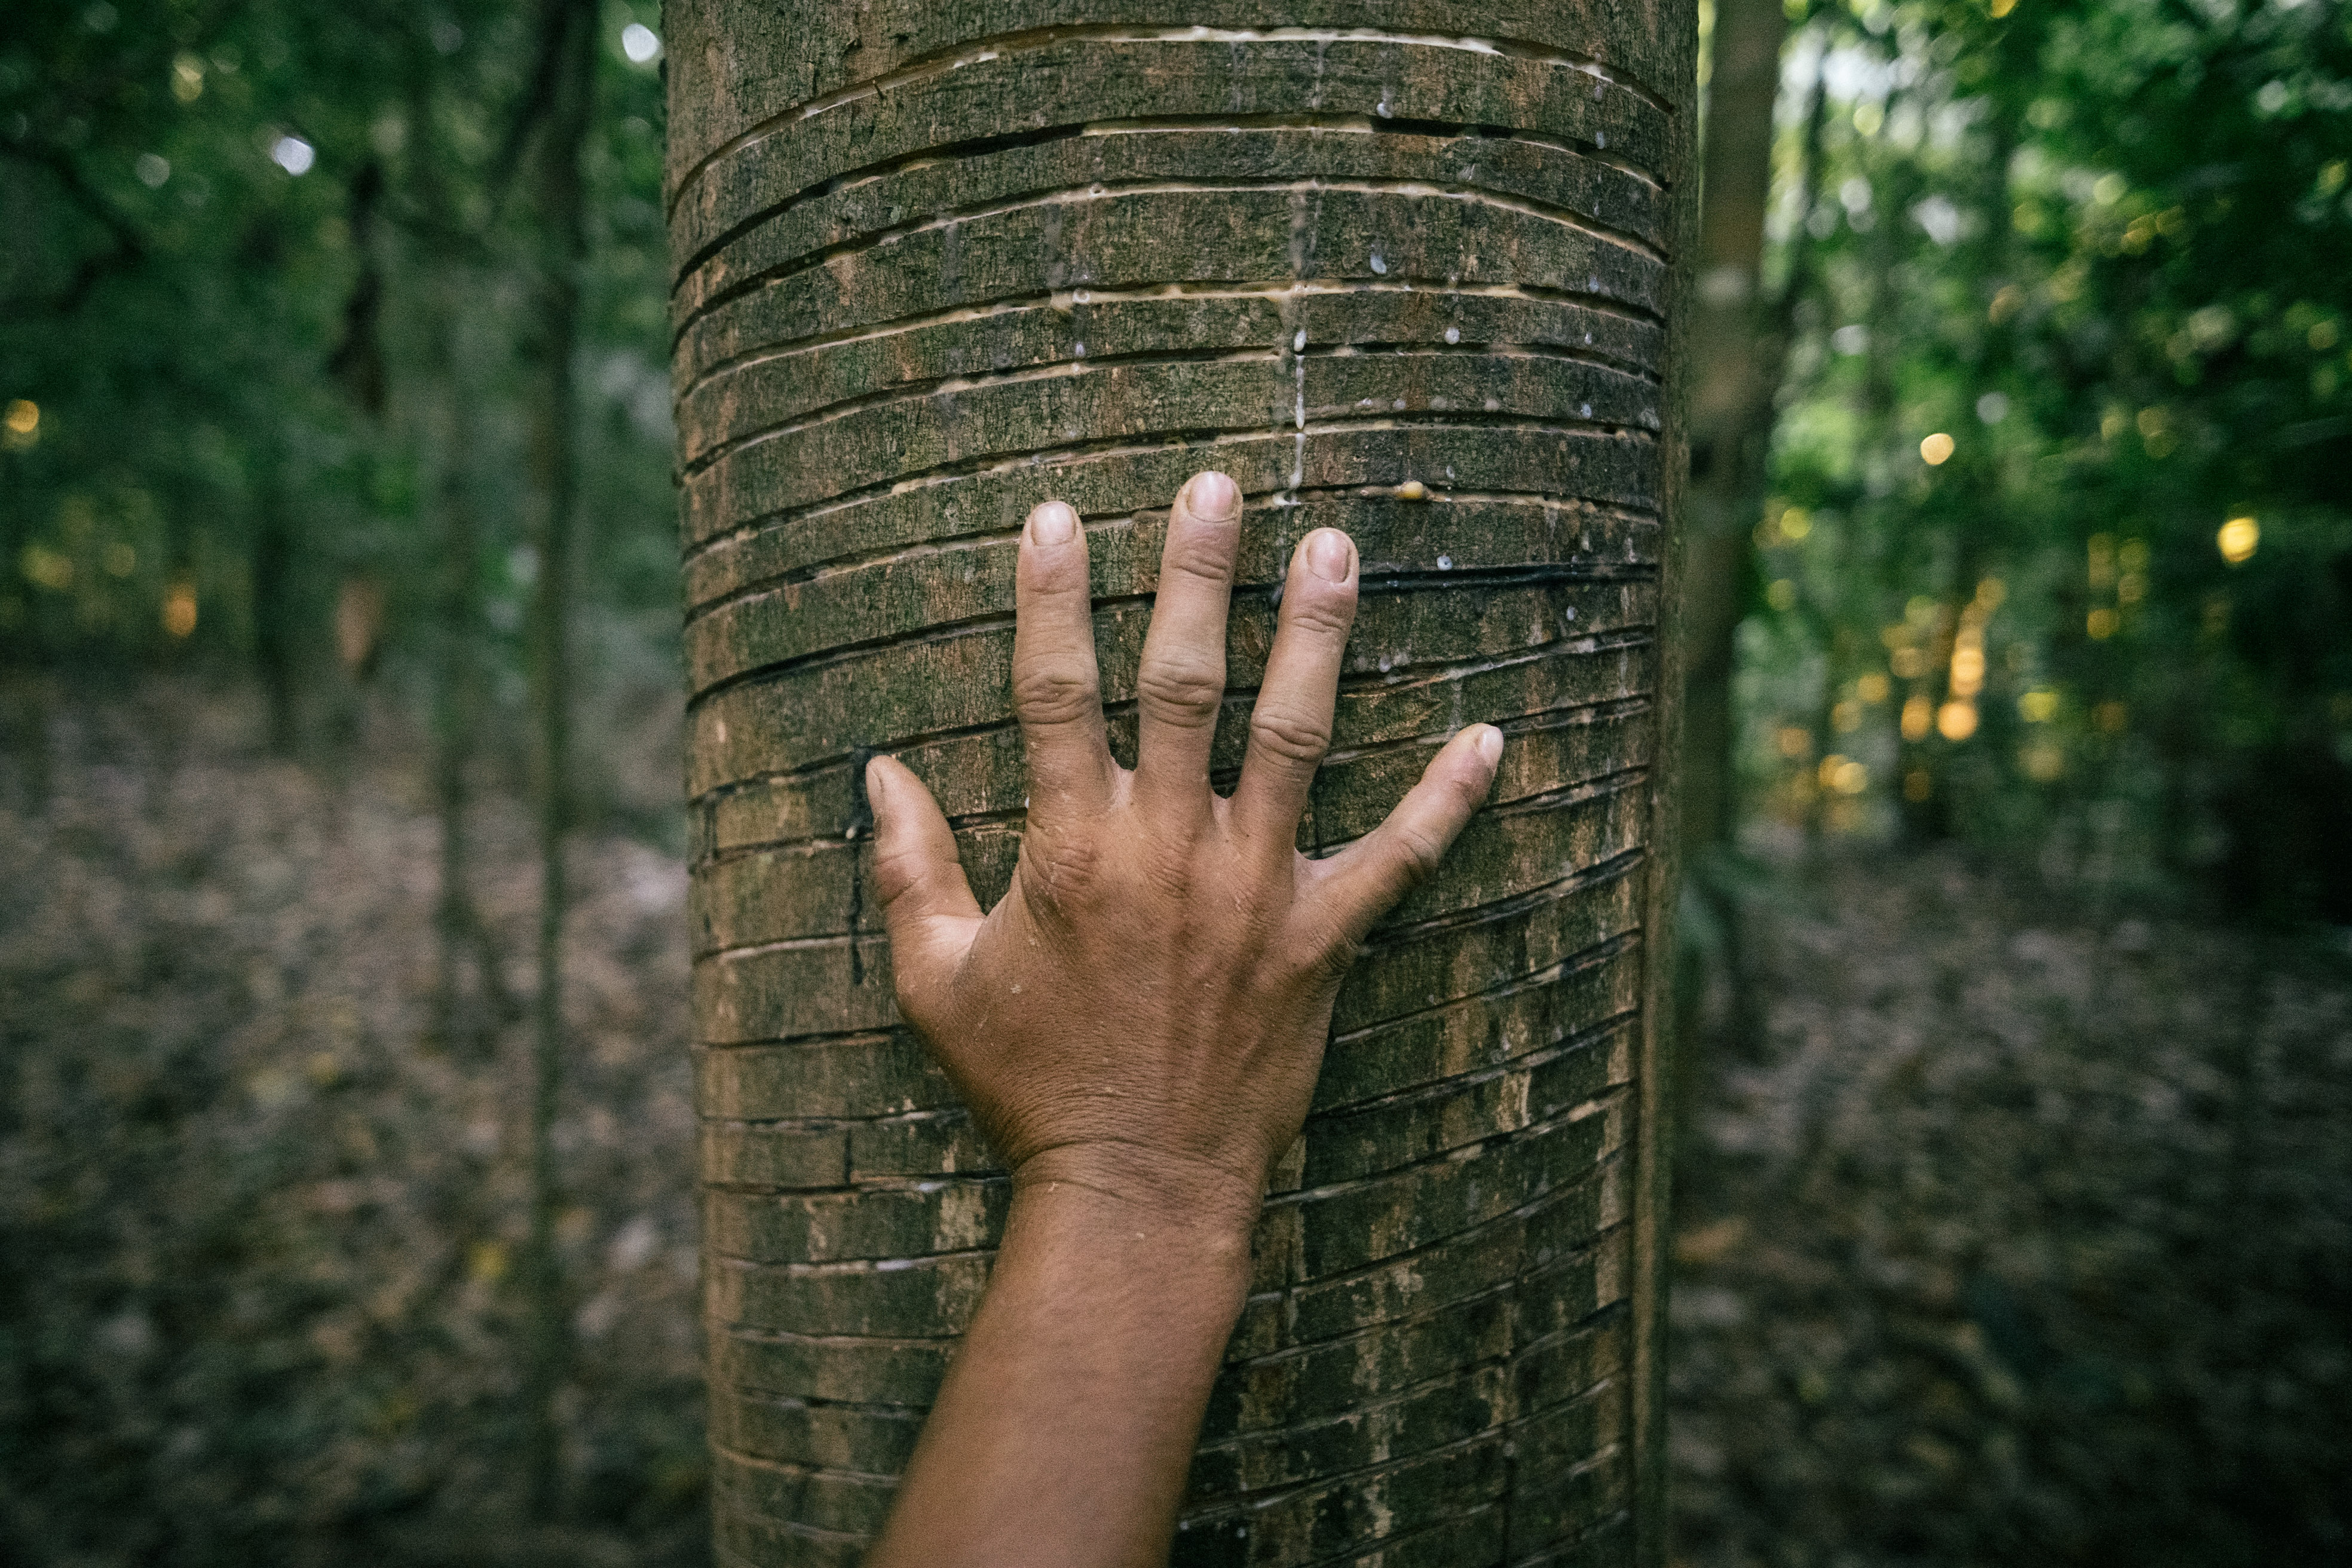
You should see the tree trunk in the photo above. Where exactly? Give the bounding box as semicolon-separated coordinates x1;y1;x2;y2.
666;6;1696;1563
251;446;300;754
1679;0;1791;860
517;0;598;1518
424;283;509;1056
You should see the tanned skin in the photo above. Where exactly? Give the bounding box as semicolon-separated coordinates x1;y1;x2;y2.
862;470;1504;1567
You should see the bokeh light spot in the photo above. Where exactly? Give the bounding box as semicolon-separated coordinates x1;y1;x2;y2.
1921;432;1955;465
621;23;663;64
162;583;197;638
2216;515;2258;565
1937;701;1979;742
1901;693;1933;742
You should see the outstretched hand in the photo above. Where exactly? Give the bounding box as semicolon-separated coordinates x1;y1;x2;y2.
862;470;1501;1567
866;468;1503;1229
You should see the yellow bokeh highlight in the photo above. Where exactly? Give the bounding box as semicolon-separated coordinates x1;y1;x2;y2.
1779;508;1812;541
1820;756;1870;795
1990;0;2019;16
1937;700;1979;742
1857;672;1891;704
1901;693;1933;741
1950;642;1986;699
1766;578;1798;611
2087;607;2120;640
4;399;37;436
2217;515;2259;565
163;582;198;638
2019;689;2060;722
1777;725;1812;758
1920;432;1956;466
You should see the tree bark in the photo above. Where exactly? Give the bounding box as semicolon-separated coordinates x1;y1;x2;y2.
517;0;598;1518
424;281;510;1056
666;5;1697;1562
1679;0;1790;861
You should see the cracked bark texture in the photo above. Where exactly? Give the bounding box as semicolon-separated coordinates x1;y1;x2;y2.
665;7;1695;1563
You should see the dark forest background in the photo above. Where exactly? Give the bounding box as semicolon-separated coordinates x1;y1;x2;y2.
2;1;2347;1564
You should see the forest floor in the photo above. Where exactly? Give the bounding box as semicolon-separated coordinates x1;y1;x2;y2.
2;676;2347;1566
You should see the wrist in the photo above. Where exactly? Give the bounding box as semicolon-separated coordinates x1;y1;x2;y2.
1007;1142;1264;1268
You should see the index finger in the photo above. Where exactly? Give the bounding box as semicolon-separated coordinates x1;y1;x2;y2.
1010;500;1111;822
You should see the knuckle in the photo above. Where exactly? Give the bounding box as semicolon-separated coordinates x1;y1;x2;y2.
1012;663;1100;728
1135;658;1226;724
1248;705;1332;768
1162;531;1238;588
1390;825;1447;883
1290;918;1361;982
1019;828;1101;909
1283;588;1355;640
870;843;929;909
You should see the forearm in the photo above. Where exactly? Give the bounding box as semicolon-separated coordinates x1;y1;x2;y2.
866;1168;1252;1568
860;473;1498;1560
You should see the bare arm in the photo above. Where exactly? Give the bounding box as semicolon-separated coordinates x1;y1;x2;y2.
862;470;1503;1567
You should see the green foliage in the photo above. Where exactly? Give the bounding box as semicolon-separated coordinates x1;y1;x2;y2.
1741;0;2352;919
0;0;676;825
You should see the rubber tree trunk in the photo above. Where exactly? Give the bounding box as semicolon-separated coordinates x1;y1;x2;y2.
666;7;1696;1564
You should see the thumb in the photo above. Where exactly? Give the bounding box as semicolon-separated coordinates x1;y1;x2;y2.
865;754;984;996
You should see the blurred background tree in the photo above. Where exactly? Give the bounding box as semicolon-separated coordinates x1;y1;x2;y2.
1714;0;2351;926
0;0;677;819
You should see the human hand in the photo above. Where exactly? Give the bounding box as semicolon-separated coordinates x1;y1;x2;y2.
863;468;1504;1238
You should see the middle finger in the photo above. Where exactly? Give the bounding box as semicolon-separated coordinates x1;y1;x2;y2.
1132;470;1243;812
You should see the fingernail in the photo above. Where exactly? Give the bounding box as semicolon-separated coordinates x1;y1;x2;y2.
1189;470;1240;520
1475;725;1503;767
1306;528;1354;583
1030;501;1077;545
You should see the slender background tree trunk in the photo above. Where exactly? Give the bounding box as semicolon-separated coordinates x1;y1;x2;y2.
517;0;598;1518
1678;0;1788;865
666;5;1696;1561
